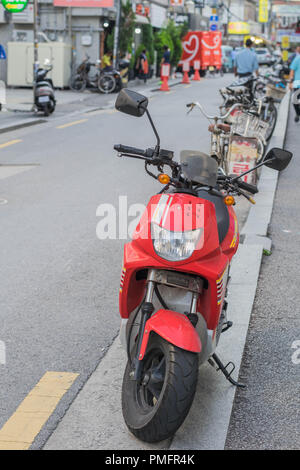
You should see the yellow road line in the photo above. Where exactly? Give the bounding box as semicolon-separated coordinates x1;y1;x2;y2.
56;119;88;129
0;371;79;450
0;139;22;149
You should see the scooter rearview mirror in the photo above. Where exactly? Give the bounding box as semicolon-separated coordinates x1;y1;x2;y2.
115;89;148;118
264;147;293;172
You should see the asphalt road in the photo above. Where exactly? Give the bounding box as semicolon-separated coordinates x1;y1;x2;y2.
0;74;249;448
225;105;300;450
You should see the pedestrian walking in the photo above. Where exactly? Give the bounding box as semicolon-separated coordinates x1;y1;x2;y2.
289;53;300;122
136;49;149;84
233;39;259;78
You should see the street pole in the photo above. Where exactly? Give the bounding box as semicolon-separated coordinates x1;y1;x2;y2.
113;0;121;69
226;0;231;41
33;0;39;110
68;7;73;71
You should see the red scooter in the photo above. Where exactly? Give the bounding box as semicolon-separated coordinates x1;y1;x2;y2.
114;89;292;443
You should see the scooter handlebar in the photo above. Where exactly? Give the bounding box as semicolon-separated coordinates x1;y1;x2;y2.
114;144;154;160
236;180;258;194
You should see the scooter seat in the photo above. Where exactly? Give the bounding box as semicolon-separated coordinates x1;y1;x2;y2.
197;189;230;244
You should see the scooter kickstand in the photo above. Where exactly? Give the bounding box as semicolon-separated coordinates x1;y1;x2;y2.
211;353;246;388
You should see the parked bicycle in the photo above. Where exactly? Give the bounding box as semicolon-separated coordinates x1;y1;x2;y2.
186;102;241;175
219;77;277;142
186;100;267;183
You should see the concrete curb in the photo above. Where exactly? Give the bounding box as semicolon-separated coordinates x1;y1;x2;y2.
0;117;46;134
43;88;291;451
241;90;291;251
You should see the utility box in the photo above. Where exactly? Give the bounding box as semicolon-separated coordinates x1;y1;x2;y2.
7;42;72;88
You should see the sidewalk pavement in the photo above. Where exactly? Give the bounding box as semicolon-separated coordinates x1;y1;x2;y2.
226;95;299;450
0;77;181;134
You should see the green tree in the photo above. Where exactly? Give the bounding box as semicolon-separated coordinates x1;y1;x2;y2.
166;20;183;67
178;21;189;40
141;23;155;65
154;29;173;69
106;1;136;56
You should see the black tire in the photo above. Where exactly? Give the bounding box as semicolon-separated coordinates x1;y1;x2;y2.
262;101;277;141
43;105;50;117
115;79;123;93
98;75;116;94
122;334;198;443
257;139;267;164
69;75;86;92
49;98;55;115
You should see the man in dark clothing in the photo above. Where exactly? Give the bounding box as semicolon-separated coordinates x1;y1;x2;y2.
161;45;171;65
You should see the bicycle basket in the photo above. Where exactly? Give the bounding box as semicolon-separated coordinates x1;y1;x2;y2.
231;111;268;144
266;83;286;101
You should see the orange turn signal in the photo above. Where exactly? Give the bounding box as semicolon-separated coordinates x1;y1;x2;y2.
224;195;235;206
158;174;170;185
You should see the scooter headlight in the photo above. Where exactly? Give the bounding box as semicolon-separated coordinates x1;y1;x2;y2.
151;223;202;262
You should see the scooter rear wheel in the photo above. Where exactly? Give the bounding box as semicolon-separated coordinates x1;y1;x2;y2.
122;334;198;443
70;75;87;92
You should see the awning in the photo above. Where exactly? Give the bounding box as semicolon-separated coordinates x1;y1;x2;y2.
135;14;150;25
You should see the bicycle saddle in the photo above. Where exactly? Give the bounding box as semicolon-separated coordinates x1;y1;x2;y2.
208;123;231;133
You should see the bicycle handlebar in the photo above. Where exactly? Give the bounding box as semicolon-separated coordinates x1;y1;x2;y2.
187;102;241;121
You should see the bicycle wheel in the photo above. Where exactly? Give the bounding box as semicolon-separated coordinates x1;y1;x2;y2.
262;101;277;142
98;75;116;94
69;75;87;92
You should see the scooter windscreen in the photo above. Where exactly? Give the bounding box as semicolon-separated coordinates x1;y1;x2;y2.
180;151;218;187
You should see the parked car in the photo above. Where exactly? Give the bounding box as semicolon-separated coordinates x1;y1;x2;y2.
255;48;276;66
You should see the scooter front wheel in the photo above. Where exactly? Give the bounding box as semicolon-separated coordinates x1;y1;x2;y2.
122;334;198;443
98;75;116;94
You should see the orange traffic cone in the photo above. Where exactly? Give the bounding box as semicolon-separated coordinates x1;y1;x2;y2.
160;76;170;92
193;69;201;81
182;70;190;84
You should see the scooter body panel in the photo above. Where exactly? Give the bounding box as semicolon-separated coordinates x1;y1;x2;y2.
139;309;202;360
119;193;239;333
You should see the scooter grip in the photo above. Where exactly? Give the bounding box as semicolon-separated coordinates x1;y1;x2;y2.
237;180;258;194
114;144;146;157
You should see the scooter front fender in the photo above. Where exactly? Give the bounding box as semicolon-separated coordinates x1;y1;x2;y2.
139;309;201;360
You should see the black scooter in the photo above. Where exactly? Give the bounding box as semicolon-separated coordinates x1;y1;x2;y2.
35;60;56;116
